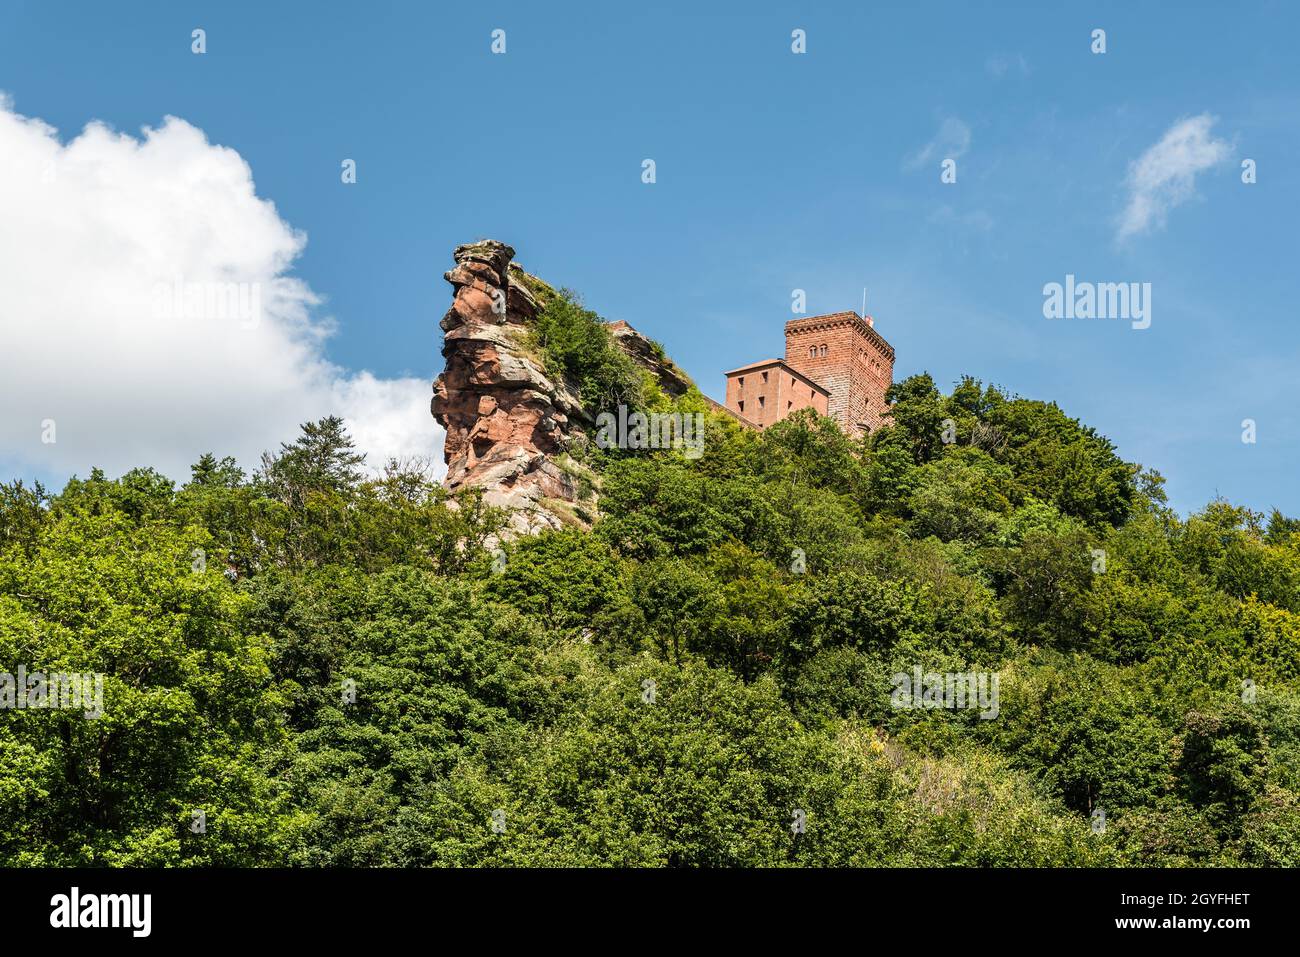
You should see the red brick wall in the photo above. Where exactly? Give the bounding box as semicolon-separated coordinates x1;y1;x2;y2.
784;313;895;437
725;360;828;429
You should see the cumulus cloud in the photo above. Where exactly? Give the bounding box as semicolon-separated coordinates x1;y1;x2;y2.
1117;113;1233;241
331;373;442;474
0;95;443;484
904;117;971;171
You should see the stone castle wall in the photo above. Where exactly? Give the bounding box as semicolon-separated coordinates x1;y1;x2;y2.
784;312;895;437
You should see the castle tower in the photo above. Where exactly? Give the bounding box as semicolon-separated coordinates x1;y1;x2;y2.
784;312;895;437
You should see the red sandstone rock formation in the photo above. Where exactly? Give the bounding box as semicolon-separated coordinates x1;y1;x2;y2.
606;320;693;399
431;240;591;536
432;239;714;537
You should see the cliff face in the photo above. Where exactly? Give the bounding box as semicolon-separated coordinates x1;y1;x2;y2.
430;240;592;537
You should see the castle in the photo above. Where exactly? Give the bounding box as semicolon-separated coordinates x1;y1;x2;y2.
431;240;899;536
723;311;895;438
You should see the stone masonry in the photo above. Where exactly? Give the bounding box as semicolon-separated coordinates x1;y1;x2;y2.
724;311;895;438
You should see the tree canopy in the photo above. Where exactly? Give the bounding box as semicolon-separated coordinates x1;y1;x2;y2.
2;380;1297;867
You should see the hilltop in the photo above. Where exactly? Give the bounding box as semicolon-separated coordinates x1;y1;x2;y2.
2;243;1299;867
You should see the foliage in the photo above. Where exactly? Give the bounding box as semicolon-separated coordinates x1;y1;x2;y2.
529;290;646;412
1;372;1296;868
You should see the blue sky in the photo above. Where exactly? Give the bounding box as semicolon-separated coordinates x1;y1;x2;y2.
1;0;1297;517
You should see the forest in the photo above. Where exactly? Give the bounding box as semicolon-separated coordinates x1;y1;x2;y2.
2;323;1298;866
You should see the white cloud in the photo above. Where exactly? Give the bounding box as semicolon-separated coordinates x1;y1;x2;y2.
0;95;444;484
332;372;442;472
1117;113;1233;241
904;117;971;171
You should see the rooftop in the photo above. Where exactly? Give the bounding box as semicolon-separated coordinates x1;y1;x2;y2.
723;357;830;396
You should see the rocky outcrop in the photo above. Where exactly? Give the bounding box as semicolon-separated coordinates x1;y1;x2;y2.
431;240;593;537
431;239;713;538
606;320;693;399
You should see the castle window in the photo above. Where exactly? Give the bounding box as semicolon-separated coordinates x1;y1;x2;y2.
761;370;768;383
738;400;744;413
809;346;816;358
820;344;828;357
758;396;765;408
738;376;744;388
